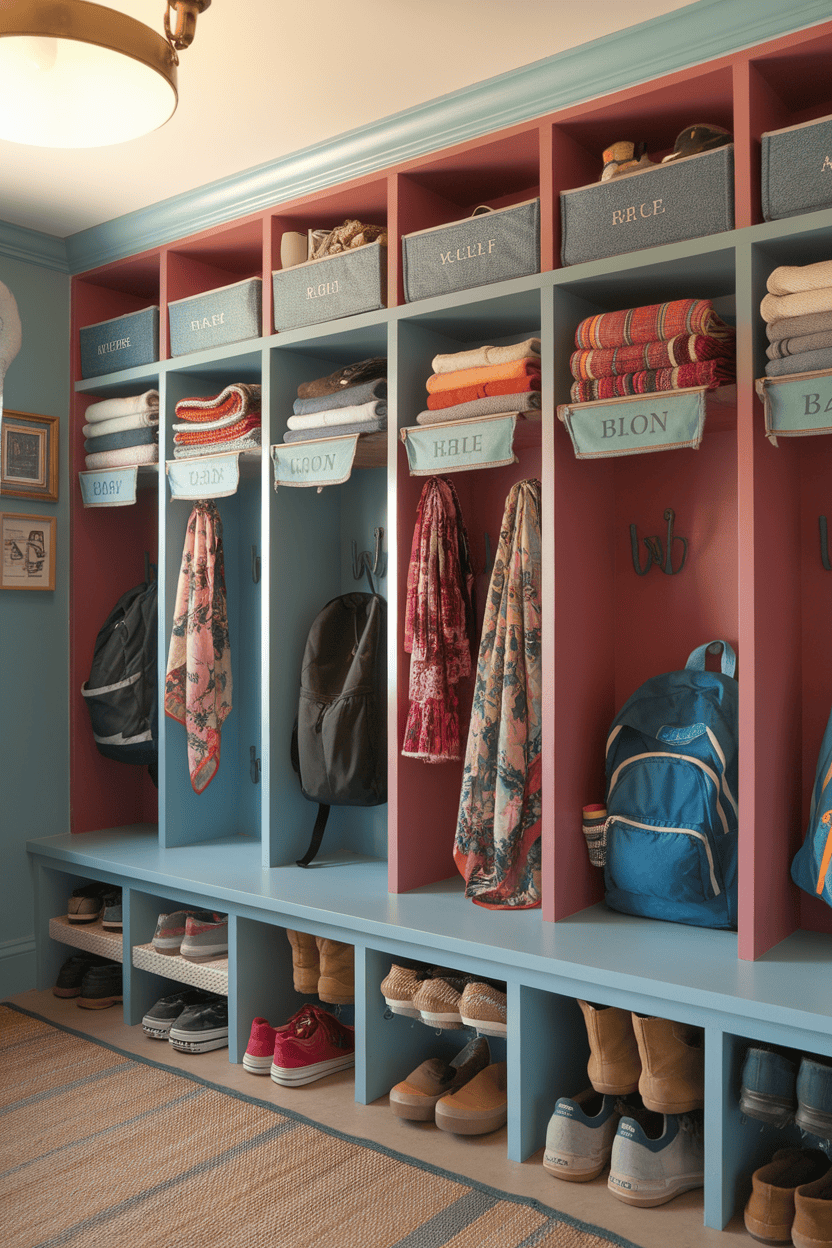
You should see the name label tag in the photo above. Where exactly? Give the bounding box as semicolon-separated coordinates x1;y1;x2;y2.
558;388;706;458
271;435;358;489
400;414;517;475
78;467;138;507
756;371;832;446
167;452;240;499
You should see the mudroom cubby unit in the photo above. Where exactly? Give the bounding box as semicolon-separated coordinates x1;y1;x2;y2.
28;15;832;1238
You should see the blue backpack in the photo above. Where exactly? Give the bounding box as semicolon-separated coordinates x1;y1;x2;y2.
791;705;832;907
603;640;739;930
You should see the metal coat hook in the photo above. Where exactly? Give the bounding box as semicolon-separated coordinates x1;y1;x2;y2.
250;746;260;784
251;544;261;584
352;527;384;594
821;517;831;571
630;509;687;576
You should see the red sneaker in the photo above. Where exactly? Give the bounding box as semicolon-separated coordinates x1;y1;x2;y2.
243;1017;278;1074
271;1005;355;1086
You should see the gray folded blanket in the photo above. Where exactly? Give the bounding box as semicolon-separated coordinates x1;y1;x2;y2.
84;426;158;454
293;378;387;416
765;346;832;377
767;310;832;342
767;329;832;359
283;417;386;443
415;391;541;426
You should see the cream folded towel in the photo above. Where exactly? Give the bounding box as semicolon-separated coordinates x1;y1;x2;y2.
84;390;159;423
431;338;541;375
286;401;384;431
85;443;159;470
83;410;159;439
760;286;832;323
767;259;832;297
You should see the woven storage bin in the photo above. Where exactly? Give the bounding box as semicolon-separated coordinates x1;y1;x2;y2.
79;306;159;379
168;276;262;357
272;240;387;331
762;115;832;222
402;198;540;303
560;146;734;267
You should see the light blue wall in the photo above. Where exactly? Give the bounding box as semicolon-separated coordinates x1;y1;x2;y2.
0;254;70;997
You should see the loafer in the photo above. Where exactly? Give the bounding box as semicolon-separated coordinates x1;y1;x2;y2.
67;882;109;924
793;1167;832;1248
77;960;122;1010
744;1147;830;1245
390;1036;490;1121
435;1061;508;1135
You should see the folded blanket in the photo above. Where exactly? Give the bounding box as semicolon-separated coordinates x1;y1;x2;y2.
416;392;541;426
297;357;387;399
82;410;159;439
767;310;832;342
575;299;732;349
85;443;159;470
427;375;541;410
84;389;159;423
174;383;261;423
287;401;385;431
84;426;158;454
569;358;735;403
431;338;541;375
283;417;386;443
760;287;832;323
765;347;832;377
172;429;262;458
174;414;262;446
426;358;540;394
293;378;386;417
767;259;832;297
767;329;832;360
571;332;734;380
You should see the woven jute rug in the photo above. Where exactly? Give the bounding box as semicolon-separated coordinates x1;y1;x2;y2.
0;1004;640;1248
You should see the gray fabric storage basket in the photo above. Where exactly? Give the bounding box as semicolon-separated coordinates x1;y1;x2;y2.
79;306;159;379
402;198;540;303
168;277;262;357
272;241;387;331
762;114;832;222
561;146;734;267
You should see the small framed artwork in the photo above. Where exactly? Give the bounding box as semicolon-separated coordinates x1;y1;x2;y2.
0;410;59;501
0;511;56;590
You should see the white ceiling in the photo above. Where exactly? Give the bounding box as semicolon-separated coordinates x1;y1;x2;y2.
0;0;693;240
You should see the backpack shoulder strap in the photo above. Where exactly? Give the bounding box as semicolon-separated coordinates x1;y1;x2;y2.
296;804;330;869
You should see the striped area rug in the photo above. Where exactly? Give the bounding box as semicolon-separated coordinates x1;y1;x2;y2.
0;1005;639;1248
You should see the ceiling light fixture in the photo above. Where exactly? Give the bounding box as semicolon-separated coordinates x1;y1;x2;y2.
0;0;211;148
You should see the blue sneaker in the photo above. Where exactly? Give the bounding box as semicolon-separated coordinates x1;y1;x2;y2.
543;1089;621;1182
740;1047;797;1128
608;1105;704;1207
796;1057;832;1139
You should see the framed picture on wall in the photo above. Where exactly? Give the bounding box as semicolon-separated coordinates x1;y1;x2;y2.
0;411;59;501
0;512;56;591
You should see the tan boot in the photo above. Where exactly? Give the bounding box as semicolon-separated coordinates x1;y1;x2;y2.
316;938;354;1005
632;1014;704;1114
577;1000;641;1095
286;930;319;995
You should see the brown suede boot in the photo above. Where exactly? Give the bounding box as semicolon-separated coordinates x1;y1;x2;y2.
286;930;320;995
577;1000;641;1095
794;1167;832;1248
632;1014;704;1114
744;1148;830;1245
316;937;354;1004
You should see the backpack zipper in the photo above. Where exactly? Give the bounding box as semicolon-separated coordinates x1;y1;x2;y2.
608;751;731;835
606;815;720;896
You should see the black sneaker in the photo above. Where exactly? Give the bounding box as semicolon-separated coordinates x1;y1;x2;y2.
77;960;123;1010
169;997;229;1053
142;988;219;1039
53;952;108;998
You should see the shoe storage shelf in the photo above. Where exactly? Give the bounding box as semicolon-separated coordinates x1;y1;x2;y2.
28;16;832;1238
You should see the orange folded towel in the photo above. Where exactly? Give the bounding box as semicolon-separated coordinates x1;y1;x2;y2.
425;359;540;394
427;376;541;410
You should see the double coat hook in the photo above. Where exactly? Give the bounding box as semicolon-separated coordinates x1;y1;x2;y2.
353;527;384;594
630;508;687;576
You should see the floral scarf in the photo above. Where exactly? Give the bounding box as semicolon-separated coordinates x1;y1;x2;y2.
164;501;232;793
454;479;542;908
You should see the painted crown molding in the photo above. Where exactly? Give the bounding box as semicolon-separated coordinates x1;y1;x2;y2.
4;0;832;275
0;219;68;273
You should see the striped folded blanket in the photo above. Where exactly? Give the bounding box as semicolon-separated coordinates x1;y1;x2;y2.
574;299;733;349
84;389;159;423
85;443;159;470
283;417;386;443
293;378;386;417
571;332;734;380
767;310;832;342
174;383;261;424
174;415;261;446
173;428;262;458
84;426;158;454
569;358;735;403
427;374;541;411
767;329;832;360
426;358;539;394
765;347;832;377
416;392;541;426
287;401;386;431
82;410;159;439
431;338;541;375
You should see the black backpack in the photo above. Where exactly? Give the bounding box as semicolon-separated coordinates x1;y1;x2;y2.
81;577;158;785
291;591;387;867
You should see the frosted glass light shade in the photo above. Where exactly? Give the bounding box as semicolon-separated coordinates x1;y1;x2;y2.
0;1;178;148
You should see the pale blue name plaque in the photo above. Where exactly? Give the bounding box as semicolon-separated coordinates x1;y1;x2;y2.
558;387;707;458
167;452;240;499
755;370;832;446
400;413;517;475
78;467;138;507
271;434;358;489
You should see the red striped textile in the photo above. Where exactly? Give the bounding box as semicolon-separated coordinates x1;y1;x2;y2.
570;332;735;381
174;415;261;446
569;358;735;403
574;299;733;350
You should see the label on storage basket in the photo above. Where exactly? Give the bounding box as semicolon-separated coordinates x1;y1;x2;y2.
78;467;139;507
400;414;518;475
557;388;707;458
271;435;358;490
755;371;832;446
167;452;240;499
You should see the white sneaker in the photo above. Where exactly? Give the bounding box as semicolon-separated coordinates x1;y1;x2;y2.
543;1088;621;1182
608;1107;704;1207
